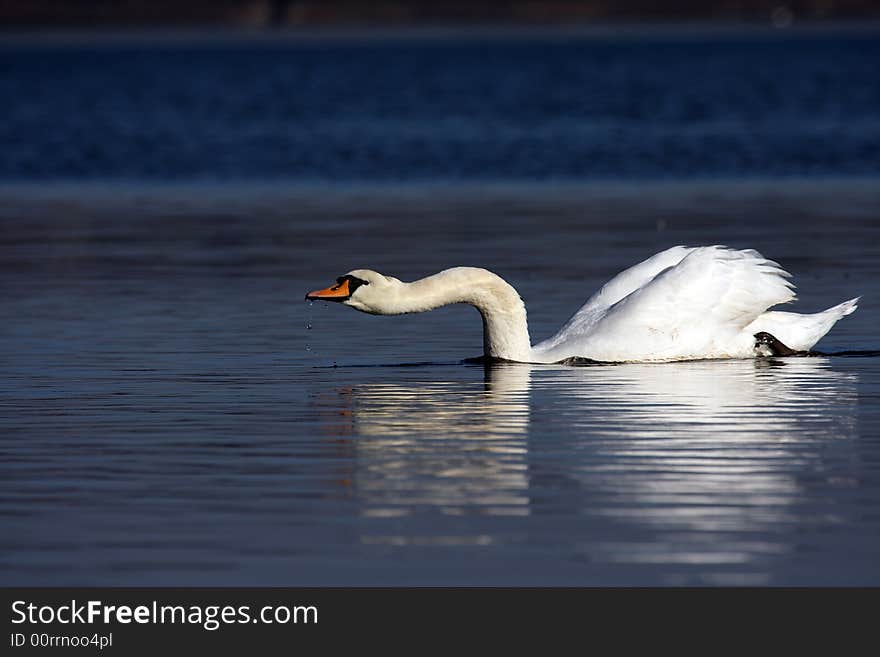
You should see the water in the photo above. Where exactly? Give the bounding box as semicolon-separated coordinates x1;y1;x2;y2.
1;180;878;585
2;28;880;182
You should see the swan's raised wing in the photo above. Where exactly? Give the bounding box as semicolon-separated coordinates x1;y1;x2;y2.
536;246;796;362
581;245;696;312
536;246;695;352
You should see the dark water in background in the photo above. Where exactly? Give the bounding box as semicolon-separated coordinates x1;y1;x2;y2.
2;28;880;181
1;181;878;585
1;27;880;585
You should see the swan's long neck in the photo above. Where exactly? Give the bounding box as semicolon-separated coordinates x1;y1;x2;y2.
394;267;532;361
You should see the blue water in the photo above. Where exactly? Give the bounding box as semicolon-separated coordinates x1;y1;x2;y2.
1;180;879;585
2;29;880;182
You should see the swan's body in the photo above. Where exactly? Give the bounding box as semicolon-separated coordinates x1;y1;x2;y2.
306;246;859;364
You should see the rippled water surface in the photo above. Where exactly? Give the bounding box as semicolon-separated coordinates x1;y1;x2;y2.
2;28;880;181
1;181;878;585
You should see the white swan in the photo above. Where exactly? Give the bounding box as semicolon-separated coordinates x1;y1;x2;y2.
305;245;859;363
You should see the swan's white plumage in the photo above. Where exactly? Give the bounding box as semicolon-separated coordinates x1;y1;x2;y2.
532;245;798;362
744;297;859;352
314;245;858;363
533;245;697;353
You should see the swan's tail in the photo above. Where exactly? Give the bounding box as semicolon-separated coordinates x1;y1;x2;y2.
806;297;860;349
829;297;860;319
747;297;860;352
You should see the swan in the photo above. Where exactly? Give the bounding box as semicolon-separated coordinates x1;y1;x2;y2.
305;245;859;363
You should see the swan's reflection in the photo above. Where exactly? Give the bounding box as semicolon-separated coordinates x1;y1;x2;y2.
347;364;533;520
320;358;858;578
528;358;859;581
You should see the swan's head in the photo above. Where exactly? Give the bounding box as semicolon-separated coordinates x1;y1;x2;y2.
305;269;401;315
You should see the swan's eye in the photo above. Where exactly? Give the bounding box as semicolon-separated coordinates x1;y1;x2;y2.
337;275;369;294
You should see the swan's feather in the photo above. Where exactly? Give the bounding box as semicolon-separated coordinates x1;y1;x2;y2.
744;296;860;352
543;245;696;349
534;245;797;362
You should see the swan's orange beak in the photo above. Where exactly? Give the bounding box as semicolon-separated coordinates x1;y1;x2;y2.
305;278;351;302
